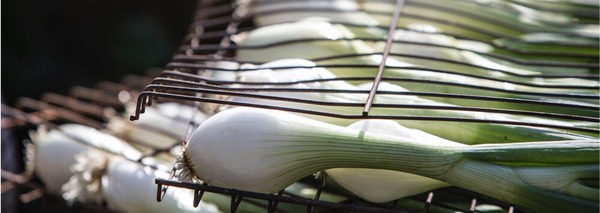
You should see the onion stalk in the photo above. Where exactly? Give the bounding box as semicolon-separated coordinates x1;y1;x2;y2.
61;149;221;213
29;123;142;194
231;58;597;143
245;0;381;30
242;0;599;52
235;19;599;108
360;0;598;41
244;0;593;36
107;102;207;149
179;107;599;213
386;29;597;75
327;119;453;203
102;156;221;213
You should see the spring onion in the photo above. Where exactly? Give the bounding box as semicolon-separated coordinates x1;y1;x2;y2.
245;0;380;28
179;107;599;213
386;29;597;75
360;0;598;40
241;0;392;40
235;18;393;64
61;149;221;213
235;19;599;108
326;119;452;203
243;0;599;51
29;123;142;194
232;58;596;143
103;156;221;213
107;102;207;149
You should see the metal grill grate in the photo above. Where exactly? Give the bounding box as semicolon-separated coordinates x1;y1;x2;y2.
4;0;598;212
131;0;598;132
1;74;166;213
125;0;600;212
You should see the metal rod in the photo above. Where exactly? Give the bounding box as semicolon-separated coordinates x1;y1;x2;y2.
155;179;412;213
143;80;600;122
164;61;600;86
167;54;600;79
362;0;402;115
131;91;600;133
40;92;106;119
12;98;104;129
423;192;434;213
69;86;123;107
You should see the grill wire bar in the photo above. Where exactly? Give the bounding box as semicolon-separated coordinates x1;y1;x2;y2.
2;74;182;212
128;70;599;134
154;178;413;213
363;0;406;116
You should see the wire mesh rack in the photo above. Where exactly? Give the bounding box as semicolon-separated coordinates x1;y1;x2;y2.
124;0;599;212
1;73;170;213
3;0;598;212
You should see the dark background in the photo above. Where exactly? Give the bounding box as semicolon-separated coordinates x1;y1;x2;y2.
2;0;196;106
2;1;196;212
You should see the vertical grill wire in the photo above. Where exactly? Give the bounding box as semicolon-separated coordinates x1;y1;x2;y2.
362;0;406;116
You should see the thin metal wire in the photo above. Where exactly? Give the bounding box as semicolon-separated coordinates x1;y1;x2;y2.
167;57;599;86
12;97;104;129
268;191;284;213
69;86;123;108
186;27;600;59
423;192;434;213
184;38;599;69
131;89;599;133
1;169;118;213
180;40;600;70
164;61;599;91
147;77;599;122
2;104;159;166
40;92;106;119
469;198;478;213
363;0;406;116
2;80;189;211
155;178;414;213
